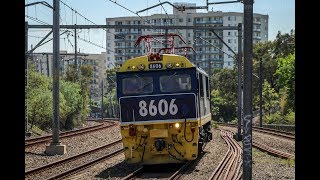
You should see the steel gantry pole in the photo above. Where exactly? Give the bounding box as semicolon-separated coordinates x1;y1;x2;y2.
101;80;104;120
234;23;243;141
74;26;77;68
45;0;66;155
243;0;254;179
259;57;263;127
46;54;50;77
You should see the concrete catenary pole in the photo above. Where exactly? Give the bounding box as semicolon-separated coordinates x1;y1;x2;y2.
25;21;31;136
45;0;66;155
243;0;254;179
235;23;243;141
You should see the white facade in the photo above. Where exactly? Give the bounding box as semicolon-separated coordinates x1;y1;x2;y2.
106;4;268;71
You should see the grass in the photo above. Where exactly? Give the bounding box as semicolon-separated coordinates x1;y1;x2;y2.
253;148;295;167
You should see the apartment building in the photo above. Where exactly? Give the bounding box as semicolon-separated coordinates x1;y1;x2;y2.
106;2;268;71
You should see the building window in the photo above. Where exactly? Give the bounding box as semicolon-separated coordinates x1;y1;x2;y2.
234;39;236;43
234;16;236;21
228;24;231;26
188;33;191;37
228;39;231;43
179;19;183;22
107;43;110;47
188;18;191;22
234;32;237;36
107;57;110;61
228;62;231;66
197;18;200;21
228;16;231;21
228;32;231;36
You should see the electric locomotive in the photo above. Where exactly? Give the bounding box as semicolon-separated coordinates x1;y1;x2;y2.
116;34;212;164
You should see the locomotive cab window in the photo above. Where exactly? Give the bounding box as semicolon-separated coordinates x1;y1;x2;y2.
160;74;191;93
122;77;153;95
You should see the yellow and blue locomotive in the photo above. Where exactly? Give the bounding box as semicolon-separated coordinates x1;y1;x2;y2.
116;34;212;164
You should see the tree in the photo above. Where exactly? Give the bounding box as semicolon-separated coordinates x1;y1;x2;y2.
210;68;238;122
262;80;279;116
60;80;82;129
276;53;295;112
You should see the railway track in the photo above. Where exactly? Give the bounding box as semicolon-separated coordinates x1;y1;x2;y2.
209;129;242;180
25;140;123;180
253;141;295;159
217;123;295;140
122;161;194;180
220;128;295;160
25;120;118;147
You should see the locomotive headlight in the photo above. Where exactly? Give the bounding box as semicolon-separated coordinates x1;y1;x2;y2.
174;123;180;129
175;63;180;67
132;65;136;69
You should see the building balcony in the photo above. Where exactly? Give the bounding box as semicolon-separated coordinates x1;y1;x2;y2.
253;21;262;25
114;38;137;42
253;36;261;40
115;45;142;49
194;20;223;24
195;50;221;54
195;58;224;62
115;52;141;56
114;31;142;35
253;28;261;32
194;43;223;47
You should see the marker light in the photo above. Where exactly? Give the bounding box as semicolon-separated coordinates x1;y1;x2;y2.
175;63;180;67
138;64;145;70
132;66;136;69
174;123;180;129
166;63;173;69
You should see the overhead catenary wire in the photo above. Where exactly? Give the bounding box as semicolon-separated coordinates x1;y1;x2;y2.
60;0;122;40
66;31;115;53
197;36;235;59
25;15;50;25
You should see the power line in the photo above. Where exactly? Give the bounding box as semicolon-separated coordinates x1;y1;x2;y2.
107;0;155;30
59;0;121;49
25;15;49;25
66;31;115;53
197;36;235;59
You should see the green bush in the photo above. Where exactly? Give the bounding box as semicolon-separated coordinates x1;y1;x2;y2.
264;111;295;125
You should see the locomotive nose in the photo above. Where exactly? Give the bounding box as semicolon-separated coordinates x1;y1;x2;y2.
154;139;166;151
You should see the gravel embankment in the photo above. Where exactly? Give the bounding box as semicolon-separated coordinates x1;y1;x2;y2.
25;122;122;171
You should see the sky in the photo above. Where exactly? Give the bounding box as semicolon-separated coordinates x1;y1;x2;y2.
25;0;295;54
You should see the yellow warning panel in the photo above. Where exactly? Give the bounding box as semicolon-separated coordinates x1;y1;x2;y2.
149;129;168;138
